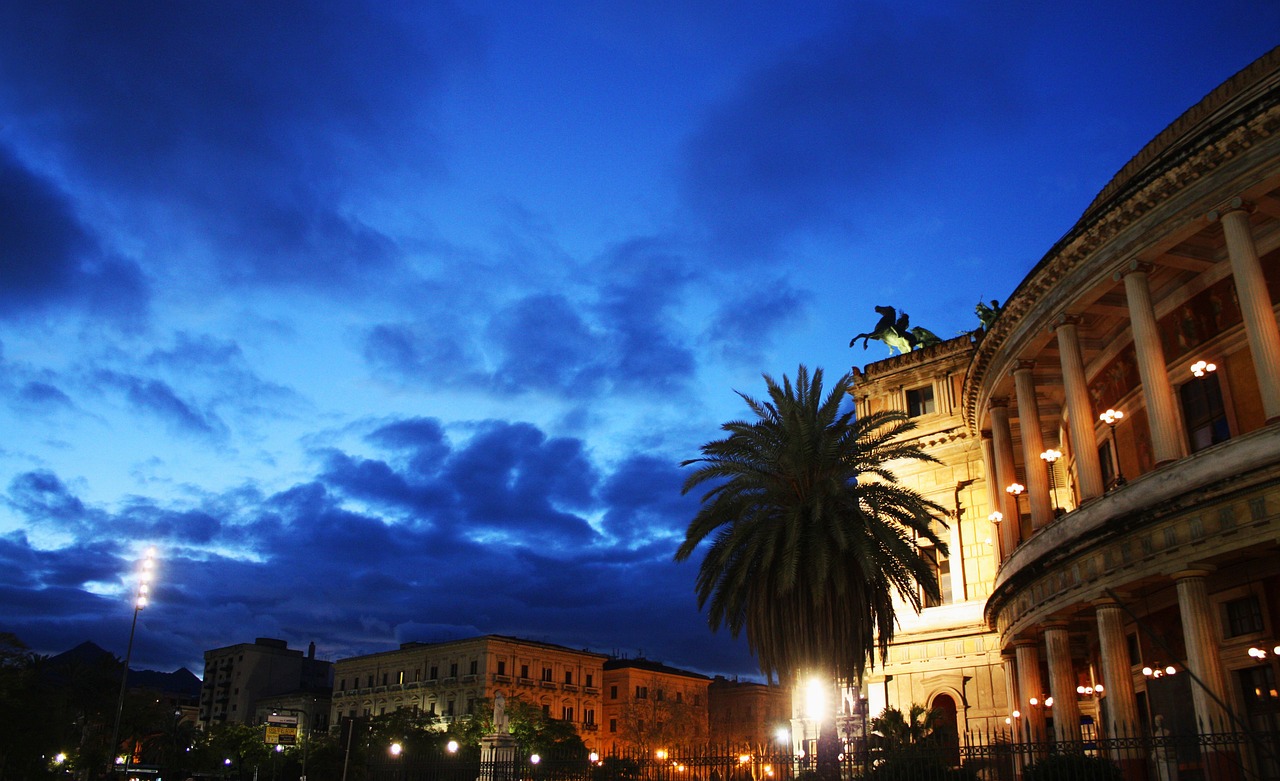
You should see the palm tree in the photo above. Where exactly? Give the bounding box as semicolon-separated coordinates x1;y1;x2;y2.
674;366;946;777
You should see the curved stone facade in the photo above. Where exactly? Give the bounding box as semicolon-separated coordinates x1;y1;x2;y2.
855;45;1280;774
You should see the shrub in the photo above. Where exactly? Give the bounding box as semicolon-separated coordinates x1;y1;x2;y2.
1022;753;1123;781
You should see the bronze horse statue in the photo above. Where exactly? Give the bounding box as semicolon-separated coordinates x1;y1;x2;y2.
850;305;941;355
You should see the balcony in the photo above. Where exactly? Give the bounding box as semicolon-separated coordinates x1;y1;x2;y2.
493;674;512;684
562;683;579;692
539;680;557;689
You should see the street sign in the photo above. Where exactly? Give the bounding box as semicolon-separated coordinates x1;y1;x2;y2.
265;714;300;745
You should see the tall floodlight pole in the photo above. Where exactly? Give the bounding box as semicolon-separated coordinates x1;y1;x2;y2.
109;547;158;778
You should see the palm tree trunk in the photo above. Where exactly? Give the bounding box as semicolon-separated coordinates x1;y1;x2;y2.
816;718;841;781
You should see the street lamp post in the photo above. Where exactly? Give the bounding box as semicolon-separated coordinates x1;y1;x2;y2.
109;547;158;779
1039;449;1062;515
1004;483;1025;521
1098;409;1125;486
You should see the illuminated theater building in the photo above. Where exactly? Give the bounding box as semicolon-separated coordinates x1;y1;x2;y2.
852;44;1280;772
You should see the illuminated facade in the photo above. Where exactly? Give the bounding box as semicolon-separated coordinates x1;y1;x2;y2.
329;635;606;751
601;658;710;755
707;676;790;748
852;45;1280;776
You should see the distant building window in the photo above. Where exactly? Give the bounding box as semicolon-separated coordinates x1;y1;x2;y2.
498;661;507;676
586;674;594;688
693;695;702;706
339;678;346;692
565;671;573;684
656;689;664;702
585;708;595;725
1226;596;1265;637
676;692;683;704
635;686;648;699
470;660;478;676
449;663;458;678
521;664;530;679
430;666;438;680
906;385;935;417
610;685;618;699
542;704;550;715
542;668;553;682
562;706;573;721
447;700;455;716
414;669;421;682
398;671;405;685
1181;375;1230;452
382;673;388;686
367;675;374;687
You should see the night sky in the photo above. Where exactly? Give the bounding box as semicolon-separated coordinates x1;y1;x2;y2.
2;1;1276;680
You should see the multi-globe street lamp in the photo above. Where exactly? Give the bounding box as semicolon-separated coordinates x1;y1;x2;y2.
1039;449;1062;515
1099;409;1126;486
109;547;158;778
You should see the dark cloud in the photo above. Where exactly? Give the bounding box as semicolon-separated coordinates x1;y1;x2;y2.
487;294;608;394
703;280;807;363
93;371;228;440
444;422;597;540
363;238;700;399
18;381;74;409
599;455;697;544
681;4;1022;257
0;144;148;319
0;413;759;676
0;1;481;290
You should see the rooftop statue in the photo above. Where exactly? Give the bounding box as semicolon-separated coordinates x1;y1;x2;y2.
850;305;941;355
976;299;1003;331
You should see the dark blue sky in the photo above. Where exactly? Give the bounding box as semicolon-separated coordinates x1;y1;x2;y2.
1;1;1276;678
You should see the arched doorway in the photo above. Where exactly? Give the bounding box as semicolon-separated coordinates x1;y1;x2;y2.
931;693;960;766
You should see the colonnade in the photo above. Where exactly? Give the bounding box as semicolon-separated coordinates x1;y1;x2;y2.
980;199;1280;557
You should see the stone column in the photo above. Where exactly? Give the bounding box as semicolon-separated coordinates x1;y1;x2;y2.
1174;570;1230;730
1094;599;1140;733
1055;315;1104;501
1014;639;1047;742
1214;201;1280;422
1094;599;1146;781
1117;261;1187;465
1012;361;1053;530
1044;623;1082;745
989;397;1020;557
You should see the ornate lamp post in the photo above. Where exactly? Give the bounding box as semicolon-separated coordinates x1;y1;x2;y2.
110;547;158;778
1039;449;1062;515
1098;409;1125;486
1005;483;1025;520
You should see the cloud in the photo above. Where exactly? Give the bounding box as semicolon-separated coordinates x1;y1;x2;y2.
599;455;698;544
681;4;1022;257
93;371;229;440
0;419;757;676
362;237;701;399
0;144;148;320
0;1;482;291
